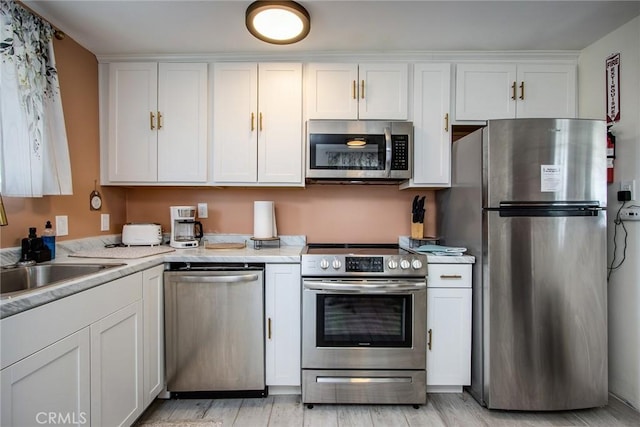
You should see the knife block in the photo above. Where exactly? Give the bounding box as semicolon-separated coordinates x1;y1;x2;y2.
410;219;424;239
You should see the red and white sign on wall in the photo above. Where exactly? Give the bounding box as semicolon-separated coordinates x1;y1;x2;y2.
606;53;621;124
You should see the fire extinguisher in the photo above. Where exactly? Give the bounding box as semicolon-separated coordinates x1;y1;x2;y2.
607;127;615;184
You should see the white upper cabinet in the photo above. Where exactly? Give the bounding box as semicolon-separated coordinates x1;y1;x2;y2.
455;63;576;121
212;62;303;186
105;62;208;184
306;63;408;120
403;63;451;189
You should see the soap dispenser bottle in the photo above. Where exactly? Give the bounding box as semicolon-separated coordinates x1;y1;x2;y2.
43;220;56;259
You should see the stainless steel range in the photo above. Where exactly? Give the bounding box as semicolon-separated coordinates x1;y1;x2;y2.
301;243;428;407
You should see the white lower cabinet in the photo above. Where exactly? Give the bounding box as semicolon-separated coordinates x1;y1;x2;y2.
427;263;472;392
0;266;163;426
0;328;91;427
142;265;165;407
91;301;144;427
264;264;301;388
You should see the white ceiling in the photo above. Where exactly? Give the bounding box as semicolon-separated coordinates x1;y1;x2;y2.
24;1;640;57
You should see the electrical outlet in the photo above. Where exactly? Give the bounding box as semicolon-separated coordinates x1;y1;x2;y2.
197;203;208;218
620;207;640;221
620;180;636;201
101;214;110;231
55;215;69;236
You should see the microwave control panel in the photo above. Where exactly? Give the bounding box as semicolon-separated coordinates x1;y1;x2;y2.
391;135;409;170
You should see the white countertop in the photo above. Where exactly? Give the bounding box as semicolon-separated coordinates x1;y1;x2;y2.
1;236;475;319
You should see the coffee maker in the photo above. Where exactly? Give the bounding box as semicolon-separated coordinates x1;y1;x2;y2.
169;206;203;249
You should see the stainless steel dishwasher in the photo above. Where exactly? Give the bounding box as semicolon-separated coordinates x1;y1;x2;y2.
164;262;266;398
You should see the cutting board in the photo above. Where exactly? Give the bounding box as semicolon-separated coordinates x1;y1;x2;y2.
204;242;246;250
70;246;175;259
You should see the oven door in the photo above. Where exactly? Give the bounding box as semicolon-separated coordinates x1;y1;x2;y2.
302;278;426;370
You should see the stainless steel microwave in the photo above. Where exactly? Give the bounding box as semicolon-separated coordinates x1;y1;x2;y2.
306;120;413;182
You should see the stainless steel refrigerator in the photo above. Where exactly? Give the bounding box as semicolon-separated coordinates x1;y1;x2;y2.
437;118;608;410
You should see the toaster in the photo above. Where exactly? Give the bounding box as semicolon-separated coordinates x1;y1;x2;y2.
122;223;163;246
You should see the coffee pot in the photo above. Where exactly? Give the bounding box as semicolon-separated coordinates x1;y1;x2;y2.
169;206;203;249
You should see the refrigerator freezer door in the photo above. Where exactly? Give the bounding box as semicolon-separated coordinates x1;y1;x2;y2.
485;118;607;208
484;210;607;410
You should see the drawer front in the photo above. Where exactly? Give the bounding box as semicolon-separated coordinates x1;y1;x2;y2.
428;264;471;288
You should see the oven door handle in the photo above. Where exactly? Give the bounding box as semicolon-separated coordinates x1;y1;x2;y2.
303;280;425;293
384;126;392;177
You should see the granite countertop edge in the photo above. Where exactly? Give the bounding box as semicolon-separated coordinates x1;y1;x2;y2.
1;241;305;319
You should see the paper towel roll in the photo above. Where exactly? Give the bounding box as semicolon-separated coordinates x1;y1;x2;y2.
253;201;277;238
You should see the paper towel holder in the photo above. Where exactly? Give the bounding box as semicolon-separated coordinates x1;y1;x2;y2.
250;236;281;250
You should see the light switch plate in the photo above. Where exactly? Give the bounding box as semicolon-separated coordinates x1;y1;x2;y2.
197;203;208;218
100;214;110;231
55;215;69;236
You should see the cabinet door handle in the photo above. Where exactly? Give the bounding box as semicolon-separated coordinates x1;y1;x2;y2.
157;111;163;130
259;112;263;131
428;328;432;350
268;317;272;340
352;80;357;99
440;274;462;279
361;80;365;99
149;112;155;130
511;82;517;100
519;81;525;100
444;113;449;132
251;112;255;131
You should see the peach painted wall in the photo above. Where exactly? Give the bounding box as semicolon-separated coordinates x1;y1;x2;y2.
126;186;436;244
0;36;127;249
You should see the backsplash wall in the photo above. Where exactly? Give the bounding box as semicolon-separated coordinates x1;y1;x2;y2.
125;186;436;243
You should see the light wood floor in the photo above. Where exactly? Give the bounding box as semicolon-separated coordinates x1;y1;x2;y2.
134;392;640;427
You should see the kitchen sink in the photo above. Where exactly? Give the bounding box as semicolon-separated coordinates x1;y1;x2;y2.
0;263;126;298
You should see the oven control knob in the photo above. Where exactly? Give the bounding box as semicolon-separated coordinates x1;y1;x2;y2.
411;259;423;270
400;259;411;270
332;258;342;270
320;258;330;269
388;259;398;269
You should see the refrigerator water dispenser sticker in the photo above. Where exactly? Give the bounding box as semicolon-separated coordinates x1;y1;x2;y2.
541;165;563;192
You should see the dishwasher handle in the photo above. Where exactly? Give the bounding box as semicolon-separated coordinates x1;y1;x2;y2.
174;273;259;284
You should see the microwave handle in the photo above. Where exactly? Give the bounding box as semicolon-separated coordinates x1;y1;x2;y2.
384;127;392;177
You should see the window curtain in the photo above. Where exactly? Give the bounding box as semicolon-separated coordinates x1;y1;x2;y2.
0;1;72;197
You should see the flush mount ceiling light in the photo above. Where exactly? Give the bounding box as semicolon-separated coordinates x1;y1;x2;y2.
246;1;310;45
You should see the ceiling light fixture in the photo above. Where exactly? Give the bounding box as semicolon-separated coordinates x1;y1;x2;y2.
246;1;310;45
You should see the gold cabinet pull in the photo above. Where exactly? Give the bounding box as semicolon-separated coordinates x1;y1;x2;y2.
361;80;365;99
259;112;263;131
268;317;272;340
440;274;462;279
511;82;517;100
149;112;155;130
157;111;163;129
519;81;525;100
251;112;255;131
444;113;449;132
428;328;432;350
352;80;356;99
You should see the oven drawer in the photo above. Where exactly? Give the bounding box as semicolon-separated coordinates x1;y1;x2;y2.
302;369;426;405
428;264;471;288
